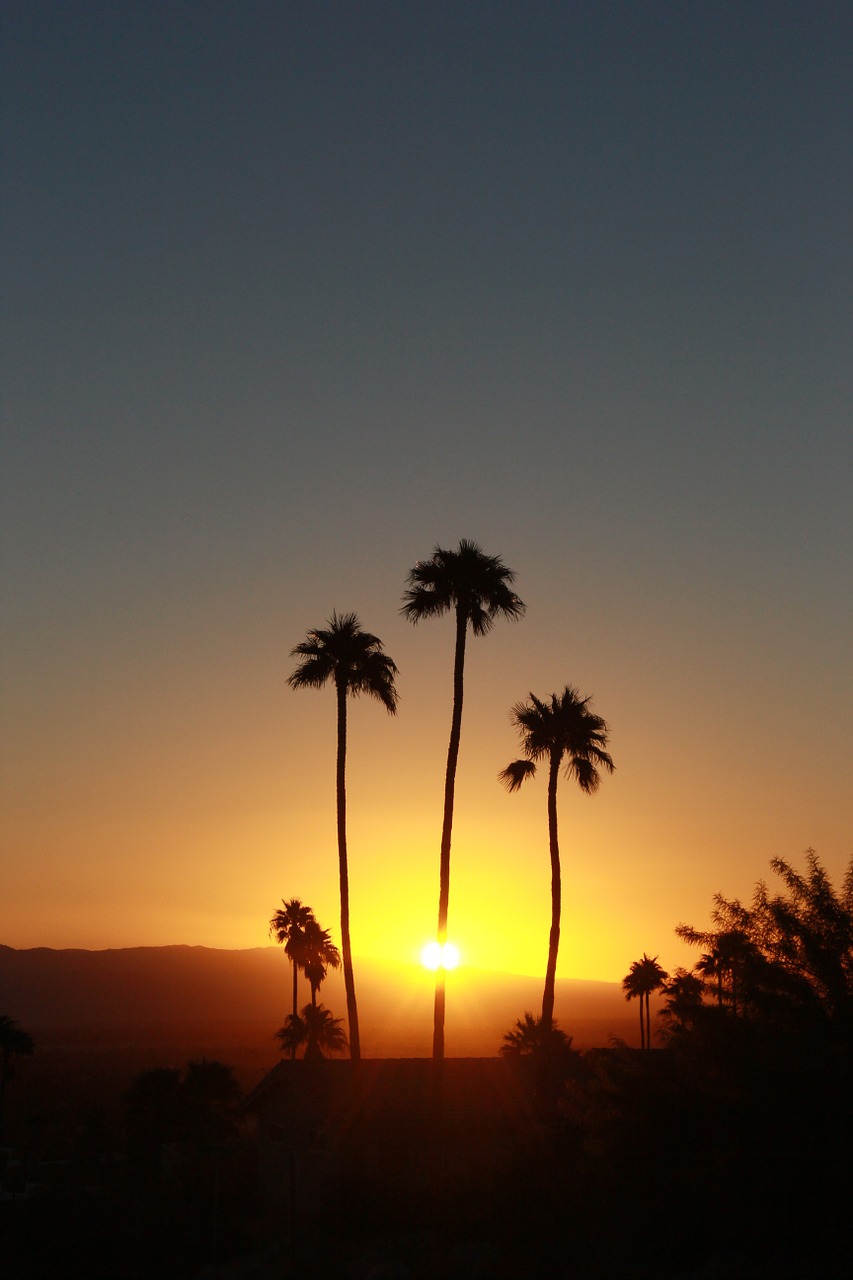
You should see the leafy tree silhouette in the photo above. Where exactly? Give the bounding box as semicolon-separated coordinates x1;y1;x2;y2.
275;1004;348;1061
659;968;704;1039
622;954;668;1048
675;851;853;1033
124;1059;240;1170
0;1015;34;1139
403;540;524;1066
499;686;613;1030
288;612;398;1061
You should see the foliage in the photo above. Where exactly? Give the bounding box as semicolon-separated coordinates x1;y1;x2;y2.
499;686;614;797
288;610;399;713
500;1011;575;1058
672;850;853;1037
275;1004;348;1061
401;538;525;634
301;918;342;1005
124;1059;240;1166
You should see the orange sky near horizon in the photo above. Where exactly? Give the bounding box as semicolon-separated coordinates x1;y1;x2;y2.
4;577;850;986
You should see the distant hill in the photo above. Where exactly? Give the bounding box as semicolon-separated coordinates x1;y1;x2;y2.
0;944;642;1055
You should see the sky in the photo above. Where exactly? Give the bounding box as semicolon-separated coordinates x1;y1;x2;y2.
2;1;851;988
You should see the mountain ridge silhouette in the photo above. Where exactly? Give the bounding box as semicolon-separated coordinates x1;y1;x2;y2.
0;943;640;1054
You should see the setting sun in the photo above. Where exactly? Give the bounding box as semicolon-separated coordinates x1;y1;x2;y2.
421;941;460;971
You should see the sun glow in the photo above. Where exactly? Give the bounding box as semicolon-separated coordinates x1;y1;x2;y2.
421;941;460;971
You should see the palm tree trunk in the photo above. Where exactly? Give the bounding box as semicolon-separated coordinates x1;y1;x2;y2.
540;752;561;1031
645;992;651;1049
638;998;645;1050
290;959;298;1059
433;606;467;1066
336;680;360;1061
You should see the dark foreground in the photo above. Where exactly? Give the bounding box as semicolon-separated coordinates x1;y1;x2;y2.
2;1033;851;1280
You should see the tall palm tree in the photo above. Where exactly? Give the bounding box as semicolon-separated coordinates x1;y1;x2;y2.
402;540;524;1064
500;686;613;1031
270;898;315;1036
301;919;341;1006
622;954;668;1048
289;612;398;1061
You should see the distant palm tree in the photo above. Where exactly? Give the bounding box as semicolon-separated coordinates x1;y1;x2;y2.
622;965;648;1049
270;898;315;1045
622;954;668;1049
289;612;398;1061
0;1015;34;1138
402;540;524;1064
500;1011;574;1057
681;927;755;1015
500;686;613;1031
301;918;341;1006
275;1004;348;1061
659;968;705;1038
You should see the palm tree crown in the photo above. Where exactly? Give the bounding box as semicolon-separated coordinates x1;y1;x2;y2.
288;610;399;712
288;611;398;1062
275;1004;348;1062
500;685;613;1031
401;538;524;633
499;687;613;796
623;954;669;1049
402;539;524;1069
301;918;341;1006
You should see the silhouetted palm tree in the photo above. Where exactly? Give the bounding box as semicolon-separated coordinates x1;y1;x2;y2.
301;919;341;1006
680;926;755;1015
659;968;705;1039
270;898;315;1054
403;540;524;1063
289;612;398;1061
622;965;648;1049
500;686;613;1030
275;1004;348;1061
623;954;668;1048
500;1011;573;1057
0;1015;34;1138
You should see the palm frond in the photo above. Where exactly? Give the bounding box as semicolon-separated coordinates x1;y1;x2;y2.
499;759;537;792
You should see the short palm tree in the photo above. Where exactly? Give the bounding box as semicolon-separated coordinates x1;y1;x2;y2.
275;1004;348;1061
622;954;669;1049
289;612;398;1061
500;1011;573;1057
402;540;524;1063
500;686;613;1031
